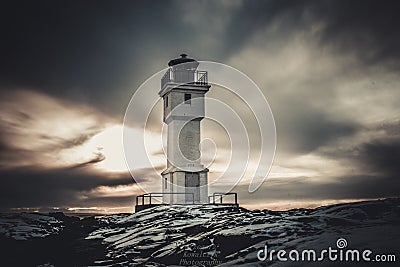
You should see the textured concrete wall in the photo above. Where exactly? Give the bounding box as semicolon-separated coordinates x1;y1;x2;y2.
179;120;200;162
161;84;210;204
164;90;205;123
199;171;208;203
174;172;186;203
167;119;202;170
162;170;208;204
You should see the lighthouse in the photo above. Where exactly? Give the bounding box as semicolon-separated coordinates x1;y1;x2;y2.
159;54;210;204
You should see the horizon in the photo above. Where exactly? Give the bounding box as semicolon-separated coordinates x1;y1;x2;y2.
4;197;392;215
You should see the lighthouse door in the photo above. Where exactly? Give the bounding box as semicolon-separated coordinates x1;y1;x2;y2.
185;173;200;203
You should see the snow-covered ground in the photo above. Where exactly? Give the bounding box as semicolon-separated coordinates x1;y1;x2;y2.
0;212;63;240
1;198;399;266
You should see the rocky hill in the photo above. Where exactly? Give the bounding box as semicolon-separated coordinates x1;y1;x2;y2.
1;198;399;266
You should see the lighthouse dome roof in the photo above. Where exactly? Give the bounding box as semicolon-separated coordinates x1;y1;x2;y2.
168;54;199;67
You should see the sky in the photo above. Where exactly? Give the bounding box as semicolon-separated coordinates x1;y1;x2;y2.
0;0;399;213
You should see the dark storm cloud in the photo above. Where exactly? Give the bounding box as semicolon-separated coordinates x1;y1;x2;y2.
318;120;400;178
276;104;360;154
355;139;400;177
0;0;182;115
310;0;400;69
377;120;400;136
227;0;400;69
236;173;399;210
0;166;134;211
1;0;399;115
0;0;238;115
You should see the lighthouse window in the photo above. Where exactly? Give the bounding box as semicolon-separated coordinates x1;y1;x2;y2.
165;96;168;108
184;93;191;104
164;177;167;189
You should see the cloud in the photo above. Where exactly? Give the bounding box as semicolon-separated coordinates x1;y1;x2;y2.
0;1;400;211
0;0;245;117
0;89;143;211
235;172;399;210
219;3;400;208
358;140;400;176
0;165;135;211
320;123;400;178
223;0;400;70
0;89;110;169
1;0;399;116
309;0;400;69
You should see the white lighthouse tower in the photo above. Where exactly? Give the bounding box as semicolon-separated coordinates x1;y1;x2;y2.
159;54;210;204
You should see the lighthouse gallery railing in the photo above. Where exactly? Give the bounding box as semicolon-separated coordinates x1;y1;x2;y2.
161;68;208;89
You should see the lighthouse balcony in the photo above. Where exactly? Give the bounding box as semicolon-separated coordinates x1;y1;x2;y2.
135;192;239;212
161;68;208;90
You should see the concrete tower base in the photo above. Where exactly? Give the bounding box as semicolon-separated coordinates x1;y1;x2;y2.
161;168;208;204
